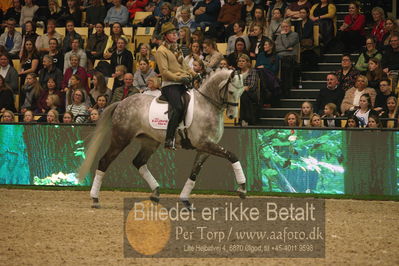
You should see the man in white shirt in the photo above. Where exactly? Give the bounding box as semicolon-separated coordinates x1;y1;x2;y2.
0;18;22;59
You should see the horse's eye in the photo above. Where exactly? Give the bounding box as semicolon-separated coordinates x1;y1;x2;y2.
228;91;233;95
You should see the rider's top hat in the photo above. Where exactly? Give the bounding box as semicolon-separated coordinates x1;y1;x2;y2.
160;22;177;35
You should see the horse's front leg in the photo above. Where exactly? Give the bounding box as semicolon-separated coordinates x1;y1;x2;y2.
180;152;210;209
198;142;246;199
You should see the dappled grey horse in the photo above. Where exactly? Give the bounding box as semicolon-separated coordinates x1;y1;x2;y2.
78;69;248;208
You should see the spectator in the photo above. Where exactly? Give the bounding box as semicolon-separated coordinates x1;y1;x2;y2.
19;0;38;26
298;7;317;66
216;0;242;39
249;24;268;60
284;111;300;127
184;41;203;69
341;75;376;114
92;94;108;114
62;20;84;53
23;110;34;122
241;0;257;28
285;0;312;20
65;88;89;123
178;6;195;31
58;0;82;27
193;0;221;31
335;54;360;91
20;73;43;112
367;115;382;128
275;19;299;96
349;93;378;127
309;113;323;127
382;33;399;73
85;0;107;29
35;19;63;54
112;64;127;90
38;77;64;113
366;58;387;90
1;110;14;122
309;0;336;49
110;37;133;74
62;54;90;92
126;0;149;22
47;38;64;71
338;1;366;54
64;74;90;107
237;54;259;126
86;22;108;66
133;59;157;92
3;0;21;24
135;43;156;70
227;37;250;69
266;0;287;23
42;94;62;114
19;39;40;86
104;0;129;27
203;39;224;72
299;101;313;126
103;22;128;59
192;59;206;89
374;78;396;113
227;21;250;55
143;76;161;97
191;30;204;44
370;7;386;46
0;53;18;93
0;75;16;113
256;39;279;75
19;21;39;58
380;96;398;128
89;71;112;105
176;0;194;23
218;58;230;70
33;0;62;27
86;108;99;123
345;115;359;128
111;73;140;103
62;111;74;123
354;37;382;73
179;27;191;57
322;103;340;127
249;7;267;35
154;3;178;38
39;55;63;89
381;17;399;51
46;109;60;123
267;8;283;41
315;73;345;114
64;39;88;73
0;18;22;58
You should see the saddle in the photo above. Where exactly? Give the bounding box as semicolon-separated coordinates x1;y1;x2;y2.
156;92;191;122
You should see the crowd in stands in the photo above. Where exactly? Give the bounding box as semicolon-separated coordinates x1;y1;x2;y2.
0;0;397;129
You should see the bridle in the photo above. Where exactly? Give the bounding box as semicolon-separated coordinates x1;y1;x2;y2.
194;71;241;110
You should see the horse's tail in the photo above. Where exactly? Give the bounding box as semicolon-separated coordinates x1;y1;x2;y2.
77;102;119;181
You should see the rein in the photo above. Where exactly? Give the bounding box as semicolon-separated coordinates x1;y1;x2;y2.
194;72;241;110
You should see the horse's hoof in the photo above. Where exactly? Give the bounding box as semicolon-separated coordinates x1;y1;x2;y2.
150;188;160;203
181;200;195;211
91;198;101;208
237;184;247;199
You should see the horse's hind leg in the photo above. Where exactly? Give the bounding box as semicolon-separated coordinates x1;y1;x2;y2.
132;136;161;203
198;142;247;199
180;152;209;209
90;137;131;208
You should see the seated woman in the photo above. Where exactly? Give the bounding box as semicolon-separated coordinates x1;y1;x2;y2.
366;115;382;128
299;101;313;127
46;109;60;124
19;21;39;58
284;111;300;127
267;8;283;41
62;111;74;123
184;41;204;70
62;20;84;52
65;88;89;123
381;17;399;51
374;79;396;113
249;24;268;60
91;95;108;115
65;74;91;107
354;37;382;73
309;0;336;49
89;72;112;106
133;59;157;92
237;54;260;126
338;2;366;53
192;59;207;89
379;96;399;128
345;115;360;128
135;43;156;70
86;22;108;67
62;54;90;93
256;39;280;75
309;113;323;127
143;76;162;97
370;7;386;49
39;55;63;89
0;75;16;113
341;75;377;114
1;110;15;122
285;0;312;20
19;39;40;86
20;73;43;113
103;22;128;59
366;58;387;91
227;37;250;69
47;38;64;72
179;27;191;57
203;39;224;72
227;21;250;55
38;77;64;114
87;109;100;124
112;65;127;91
348;93;378;127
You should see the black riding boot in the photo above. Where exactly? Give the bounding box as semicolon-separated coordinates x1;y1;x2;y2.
165;110;181;150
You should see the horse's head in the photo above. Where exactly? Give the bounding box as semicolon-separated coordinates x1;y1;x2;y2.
222;70;247;120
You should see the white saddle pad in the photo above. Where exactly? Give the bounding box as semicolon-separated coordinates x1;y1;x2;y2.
149;90;194;130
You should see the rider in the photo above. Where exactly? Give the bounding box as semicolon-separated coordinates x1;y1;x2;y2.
155;22;193;149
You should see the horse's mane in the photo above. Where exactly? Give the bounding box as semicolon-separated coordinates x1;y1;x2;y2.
199;69;233;92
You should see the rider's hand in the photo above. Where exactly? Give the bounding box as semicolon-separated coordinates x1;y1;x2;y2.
180;77;191;86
